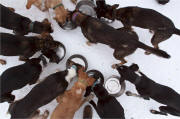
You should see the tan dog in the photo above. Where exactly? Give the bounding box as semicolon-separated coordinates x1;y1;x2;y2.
26;0;76;25
50;68;95;119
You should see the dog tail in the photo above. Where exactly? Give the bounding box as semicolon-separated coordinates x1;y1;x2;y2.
83;105;93;119
137;42;170;58
174;28;180;36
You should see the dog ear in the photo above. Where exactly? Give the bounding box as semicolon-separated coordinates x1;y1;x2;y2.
129;64;139;71
112;4;119;9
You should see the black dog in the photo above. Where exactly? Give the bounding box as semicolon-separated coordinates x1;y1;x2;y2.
88;83;125;119
115;64;180;117
8;62;83;119
0;33;60;63
0;4;53;35
0;55;46;103
95;3;179;49
71;11;170;64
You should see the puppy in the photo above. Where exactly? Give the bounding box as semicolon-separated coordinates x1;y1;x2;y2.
88;82;125;119
50;68;95;119
115;64;180;117
0;56;46;103
0;33;60;63
95;3;179;49
71;11;170;65
26;0;71;26
0;4;53;35
8;63;82;119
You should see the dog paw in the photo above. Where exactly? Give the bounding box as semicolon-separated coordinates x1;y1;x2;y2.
0;59;6;65
144;51;151;55
86;94;95;101
86;41;92;46
125;91;132;96
111;64;117;69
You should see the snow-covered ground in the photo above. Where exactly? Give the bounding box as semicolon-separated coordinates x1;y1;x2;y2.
0;0;180;119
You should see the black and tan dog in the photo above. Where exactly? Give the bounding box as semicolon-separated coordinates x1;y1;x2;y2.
0;4;53;35
0;33;60;63
88;82;125;119
95;2;179;49
0;55;46;103
71;11;170;65
8;63;83;119
114;64;180;117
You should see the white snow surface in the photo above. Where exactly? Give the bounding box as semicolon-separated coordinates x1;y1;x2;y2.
0;0;180;119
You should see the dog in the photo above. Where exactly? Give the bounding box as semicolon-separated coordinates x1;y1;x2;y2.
115;63;180;117
83;105;93;119
87;82;125;119
95;3;179;49
0;55;46;103
8;62;83;119
71;11;170;65
26;0;73;26
0;4;53;35
0;33;60;63
50;68;95;119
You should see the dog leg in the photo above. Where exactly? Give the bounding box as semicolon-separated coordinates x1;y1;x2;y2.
86;41;92;46
7;7;15;12
80;94;95;108
26;0;37;9
150;109;167;116
159;106;180;116
0;59;6;65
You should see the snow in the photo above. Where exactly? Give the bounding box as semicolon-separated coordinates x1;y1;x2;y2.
0;0;180;119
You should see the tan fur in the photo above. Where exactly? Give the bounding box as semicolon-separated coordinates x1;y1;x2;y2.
0;59;6;65
26;0;70;25
50;68;95;119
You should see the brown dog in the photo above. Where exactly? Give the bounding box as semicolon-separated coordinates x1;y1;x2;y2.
50;68;95;119
26;0;72;25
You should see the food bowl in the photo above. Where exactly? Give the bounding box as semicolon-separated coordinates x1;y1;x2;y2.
76;0;96;17
66;54;88;71
56;41;66;62
105;75;126;97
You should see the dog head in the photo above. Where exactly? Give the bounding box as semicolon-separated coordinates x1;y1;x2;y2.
95;2;119;20
115;64;139;82
33;19;53;34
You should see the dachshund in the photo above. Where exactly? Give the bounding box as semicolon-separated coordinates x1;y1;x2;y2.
0;4;53;35
71;11;170;65
50;68;95;119
26;0;70;26
87;82;125;119
95;2;179;50
8;62;83;119
0;55;46;103
115;63;180;117
0;33;60;63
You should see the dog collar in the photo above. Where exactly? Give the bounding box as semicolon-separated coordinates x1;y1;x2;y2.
29;22;34;32
72;12;79;23
71;65;77;70
134;76;141;85
91;79;101;90
53;3;63;10
78;79;88;87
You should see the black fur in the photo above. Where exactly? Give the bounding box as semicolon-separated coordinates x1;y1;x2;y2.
73;12;170;64
0;4;53;35
116;64;180;116
157;0;169;5
89;84;125;119
8;70;71;119
0;58;42;103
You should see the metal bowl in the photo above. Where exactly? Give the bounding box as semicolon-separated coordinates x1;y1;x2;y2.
56;41;66;62
66;54;88;71
105;75;126;97
76;0;96;17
